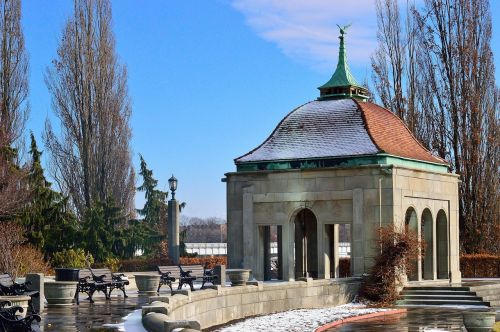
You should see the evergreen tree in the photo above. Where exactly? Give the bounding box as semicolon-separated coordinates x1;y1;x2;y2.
137;155;168;255
18;133;77;258
81;197;151;261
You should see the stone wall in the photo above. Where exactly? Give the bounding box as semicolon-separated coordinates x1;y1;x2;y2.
225;163;460;283
142;278;361;332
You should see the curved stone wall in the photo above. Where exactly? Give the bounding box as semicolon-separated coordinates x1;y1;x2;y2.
142;278;361;332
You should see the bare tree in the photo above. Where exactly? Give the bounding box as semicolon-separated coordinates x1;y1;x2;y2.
44;0;135;217
0;133;26;220
372;0;500;253
0;0;29;148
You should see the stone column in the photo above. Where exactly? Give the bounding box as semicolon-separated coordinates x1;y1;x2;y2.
351;189;365;276
25;273;44;313
322;225;331;279
168;199;180;264
449;202;462;283
213;265;226;287
287;221;295;281
333;224;340;278
242;186;254;270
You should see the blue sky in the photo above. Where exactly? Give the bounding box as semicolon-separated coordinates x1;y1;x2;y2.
23;0;500;219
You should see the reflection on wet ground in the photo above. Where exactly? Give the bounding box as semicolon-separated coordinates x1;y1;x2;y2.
40;291;150;331
38;291;499;332
329;308;500;332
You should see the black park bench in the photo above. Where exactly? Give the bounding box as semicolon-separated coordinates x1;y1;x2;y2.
157;265;217;292
0;274;39;314
0;300;41;332
157;266;178;293
76;268;129;304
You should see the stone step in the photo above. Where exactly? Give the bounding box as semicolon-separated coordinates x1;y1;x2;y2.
401;290;474;296
396;299;490;306
401;294;483;301
404;286;470;291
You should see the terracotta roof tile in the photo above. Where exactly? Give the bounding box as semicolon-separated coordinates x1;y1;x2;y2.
356;101;447;164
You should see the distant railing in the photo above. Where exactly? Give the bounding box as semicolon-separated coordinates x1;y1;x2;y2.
185;242;351;257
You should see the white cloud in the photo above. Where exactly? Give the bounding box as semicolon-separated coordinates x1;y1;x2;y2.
231;0;378;72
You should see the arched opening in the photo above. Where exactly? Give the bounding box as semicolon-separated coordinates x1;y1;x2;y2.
405;207;419;281
437;210;449;279
294;209;318;279
421;209;434;280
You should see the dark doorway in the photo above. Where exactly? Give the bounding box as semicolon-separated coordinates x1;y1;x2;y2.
262;225;283;281
294;209;318;278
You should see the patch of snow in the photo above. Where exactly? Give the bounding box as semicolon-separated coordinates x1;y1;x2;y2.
214;303;389;332
102;309;147;332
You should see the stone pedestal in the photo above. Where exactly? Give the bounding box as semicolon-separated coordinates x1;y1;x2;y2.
168;199;180;264
26;273;44;313
213;265;226;287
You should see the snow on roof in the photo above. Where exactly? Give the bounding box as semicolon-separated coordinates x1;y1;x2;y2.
235;99;379;163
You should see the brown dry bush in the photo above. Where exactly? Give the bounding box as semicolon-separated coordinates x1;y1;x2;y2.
360;225;420;306
117;256;227;272
0;221;51;278
460;254;500;278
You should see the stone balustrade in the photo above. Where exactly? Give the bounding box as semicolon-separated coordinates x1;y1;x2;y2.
142;277;361;332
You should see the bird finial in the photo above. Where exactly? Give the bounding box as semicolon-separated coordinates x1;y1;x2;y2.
337;24;352;36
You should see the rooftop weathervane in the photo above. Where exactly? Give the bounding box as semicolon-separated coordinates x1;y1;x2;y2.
336;24;351;37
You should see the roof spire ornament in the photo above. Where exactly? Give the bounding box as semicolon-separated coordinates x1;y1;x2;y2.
318;24;369;101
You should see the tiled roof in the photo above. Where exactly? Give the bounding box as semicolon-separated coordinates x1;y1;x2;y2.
235;98;447;166
356;101;446;164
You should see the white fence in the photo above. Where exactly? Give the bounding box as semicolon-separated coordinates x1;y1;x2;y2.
185;242;351;257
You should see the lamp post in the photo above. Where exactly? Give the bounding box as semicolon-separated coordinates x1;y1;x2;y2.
168;174;180;264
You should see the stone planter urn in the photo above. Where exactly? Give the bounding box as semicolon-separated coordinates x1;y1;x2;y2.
226;269;251;286
134;274;161;294
44;281;78;306
0;295;31;318
462;310;497;332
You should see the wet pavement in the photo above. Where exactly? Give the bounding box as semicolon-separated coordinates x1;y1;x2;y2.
329;308;500;332
39;291;151;332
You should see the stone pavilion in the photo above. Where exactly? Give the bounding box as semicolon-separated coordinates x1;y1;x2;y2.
224;27;461;284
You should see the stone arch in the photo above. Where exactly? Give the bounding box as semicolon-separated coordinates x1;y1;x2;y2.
293;208;318;279
421;208;434;280
436;209;449;279
405;207;419;281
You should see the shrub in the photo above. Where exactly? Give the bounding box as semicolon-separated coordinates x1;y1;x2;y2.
460;254;500;278
0;221;51;278
103;257;122;272
360;225;420;306
118;257;173;272
179;256;227;269
117;256;227;272
14;245;53;277
51;248;94;268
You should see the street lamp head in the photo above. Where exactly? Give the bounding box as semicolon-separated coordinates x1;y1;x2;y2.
168;174;178;199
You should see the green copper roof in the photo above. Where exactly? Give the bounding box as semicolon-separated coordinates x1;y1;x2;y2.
318;25;369;101
319;29;358;88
